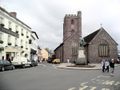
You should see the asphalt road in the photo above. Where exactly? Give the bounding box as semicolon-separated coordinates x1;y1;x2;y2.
0;63;120;90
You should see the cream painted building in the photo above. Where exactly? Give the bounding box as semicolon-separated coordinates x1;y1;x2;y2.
40;49;49;61
0;7;39;60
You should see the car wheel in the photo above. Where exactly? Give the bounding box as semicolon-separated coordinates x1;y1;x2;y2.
1;67;5;71
22;65;25;68
12;66;15;70
30;64;34;67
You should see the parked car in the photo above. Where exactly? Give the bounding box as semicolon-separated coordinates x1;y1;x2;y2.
52;59;60;64
47;58;53;63
0;60;15;71
30;60;38;67
12;57;31;68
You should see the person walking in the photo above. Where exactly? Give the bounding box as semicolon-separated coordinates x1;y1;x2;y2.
105;59;110;72
67;59;70;63
8;57;11;63
110;59;115;75
101;59;105;72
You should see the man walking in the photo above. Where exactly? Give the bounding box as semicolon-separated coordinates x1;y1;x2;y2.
110;59;115;75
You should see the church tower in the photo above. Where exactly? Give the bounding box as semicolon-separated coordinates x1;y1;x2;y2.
63;11;82;62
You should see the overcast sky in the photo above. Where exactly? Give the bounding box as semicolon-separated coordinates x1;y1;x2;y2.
0;0;120;50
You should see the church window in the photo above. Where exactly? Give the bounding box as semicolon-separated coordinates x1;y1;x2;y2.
71;29;74;33
98;44;109;57
71;19;74;24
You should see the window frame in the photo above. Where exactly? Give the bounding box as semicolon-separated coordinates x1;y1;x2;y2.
98;44;109;57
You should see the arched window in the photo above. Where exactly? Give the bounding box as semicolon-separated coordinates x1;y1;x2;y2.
98;44;109;57
71;19;74;24
72;42;77;56
71;29;74;33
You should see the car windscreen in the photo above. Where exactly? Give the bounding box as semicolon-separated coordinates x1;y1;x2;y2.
0;60;3;64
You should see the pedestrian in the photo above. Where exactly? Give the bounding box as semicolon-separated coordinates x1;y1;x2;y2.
2;56;4;60
8;57;11;63
105;59;110;72
110;59;115;75
101;59;105;72
67;59;70;63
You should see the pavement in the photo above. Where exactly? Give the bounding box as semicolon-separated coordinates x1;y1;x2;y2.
57;63;120;70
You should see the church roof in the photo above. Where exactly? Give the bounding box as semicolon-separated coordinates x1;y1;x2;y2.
84;29;100;44
84;27;118;45
54;43;64;51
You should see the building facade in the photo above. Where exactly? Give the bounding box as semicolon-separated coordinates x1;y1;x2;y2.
54;43;63;62
55;11;82;62
84;27;118;63
30;31;39;61
39;49;49;61
0;7;39;61
54;11;118;63
63;11;82;62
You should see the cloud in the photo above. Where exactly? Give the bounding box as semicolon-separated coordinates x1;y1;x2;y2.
1;0;120;50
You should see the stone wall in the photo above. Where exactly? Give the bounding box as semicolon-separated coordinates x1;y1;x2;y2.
87;30;118;63
63;11;82;62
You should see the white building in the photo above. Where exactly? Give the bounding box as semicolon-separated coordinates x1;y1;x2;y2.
0;7;39;60
30;31;39;61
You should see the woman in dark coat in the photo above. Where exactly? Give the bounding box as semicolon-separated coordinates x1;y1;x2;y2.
110;59;115;74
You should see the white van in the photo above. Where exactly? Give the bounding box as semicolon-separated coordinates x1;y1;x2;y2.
12;57;31;68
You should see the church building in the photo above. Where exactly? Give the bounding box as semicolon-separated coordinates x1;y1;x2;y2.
84;27;118;63
54;11;118;63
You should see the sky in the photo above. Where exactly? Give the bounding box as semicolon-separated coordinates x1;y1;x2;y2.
0;0;120;50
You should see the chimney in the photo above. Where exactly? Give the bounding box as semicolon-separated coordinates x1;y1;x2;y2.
9;12;17;18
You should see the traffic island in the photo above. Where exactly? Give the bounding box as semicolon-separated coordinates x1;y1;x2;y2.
67;64;96;68
57;63;101;70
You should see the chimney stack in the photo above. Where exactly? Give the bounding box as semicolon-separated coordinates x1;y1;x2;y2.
9;12;17;18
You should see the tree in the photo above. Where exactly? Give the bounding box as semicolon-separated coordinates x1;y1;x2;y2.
45;48;53;57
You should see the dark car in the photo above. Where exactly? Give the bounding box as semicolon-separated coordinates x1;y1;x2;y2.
47;58;53;63
0;60;15;71
30;60;38;67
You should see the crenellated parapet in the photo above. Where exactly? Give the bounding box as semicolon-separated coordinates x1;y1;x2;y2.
64;11;81;19
65;14;77;17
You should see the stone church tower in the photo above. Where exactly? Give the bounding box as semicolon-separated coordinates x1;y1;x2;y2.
63;11;82;62
54;11;118;63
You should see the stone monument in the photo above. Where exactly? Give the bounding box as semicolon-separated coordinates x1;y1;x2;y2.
75;37;87;65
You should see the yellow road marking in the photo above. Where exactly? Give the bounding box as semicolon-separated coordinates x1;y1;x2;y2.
102;80;115;85
68;87;76;90
101;88;110;90
80;82;88;86
79;86;88;90
114;81;120;85
90;87;97;90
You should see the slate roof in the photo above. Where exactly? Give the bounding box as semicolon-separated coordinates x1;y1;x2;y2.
84;27;118;45
0;7;31;29
84;29;100;44
54;43;63;51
